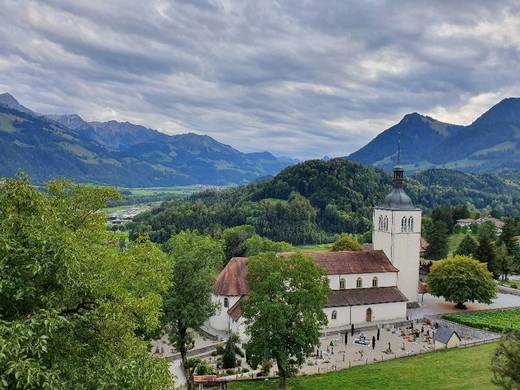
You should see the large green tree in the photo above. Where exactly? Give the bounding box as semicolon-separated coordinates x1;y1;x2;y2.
222;225;256;262
427;255;496;309
0;177;172;389
162;231;224;389
242;252;330;388
491;332;520;390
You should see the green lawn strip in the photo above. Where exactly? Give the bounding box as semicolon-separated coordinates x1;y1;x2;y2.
443;309;520;333
229;343;497;390
295;243;333;252
447;232;470;254
498;280;519;289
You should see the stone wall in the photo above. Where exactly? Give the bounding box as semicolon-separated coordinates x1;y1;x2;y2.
424;315;501;341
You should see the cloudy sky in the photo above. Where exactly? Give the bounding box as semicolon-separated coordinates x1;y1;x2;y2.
1;0;520;159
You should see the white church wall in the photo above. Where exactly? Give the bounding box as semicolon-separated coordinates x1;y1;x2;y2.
327;272;397;290
350;302;407;324
324;301;407;327
230;318;248;341
209;295;241;331
372;208;422;304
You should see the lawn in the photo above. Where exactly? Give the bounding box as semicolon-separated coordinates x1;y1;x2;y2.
498;280;520;289
229;343;498;390
447;232;470;254
444;308;520;333
295;243;333;252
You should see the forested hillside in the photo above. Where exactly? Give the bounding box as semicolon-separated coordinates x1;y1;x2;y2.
128;159;520;244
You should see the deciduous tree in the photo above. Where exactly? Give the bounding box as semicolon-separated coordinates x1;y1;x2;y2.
242;252;330;388
427;255;496;309
0;177;172;389
163;231;224;389
331;235;363;251
491;331;520;390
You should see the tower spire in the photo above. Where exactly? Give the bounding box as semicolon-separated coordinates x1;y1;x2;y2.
393;131;404;188
397;129;401;166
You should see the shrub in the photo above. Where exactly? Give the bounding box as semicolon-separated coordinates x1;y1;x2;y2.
216;345;225;355
331;235;363;252
260;360;273;376
510;283;518;289
195;361;214;375
225;368;236;375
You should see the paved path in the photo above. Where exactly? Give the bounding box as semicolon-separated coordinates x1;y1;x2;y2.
408;292;520;320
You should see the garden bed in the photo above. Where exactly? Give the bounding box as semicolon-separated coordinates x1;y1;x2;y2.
443;308;520;333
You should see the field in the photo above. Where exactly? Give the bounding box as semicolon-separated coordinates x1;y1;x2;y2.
119;186;205;197
444;309;520;333
295;243;333;252
229;343;498;390
103;185;217;213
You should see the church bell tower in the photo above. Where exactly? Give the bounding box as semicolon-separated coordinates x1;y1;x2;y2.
372;140;421;306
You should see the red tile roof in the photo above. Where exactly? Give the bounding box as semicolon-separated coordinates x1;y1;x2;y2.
326;287;407;307
213;257;249;296
280;250;398;274
227;296;245;321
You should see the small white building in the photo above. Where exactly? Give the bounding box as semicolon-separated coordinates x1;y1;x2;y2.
434;327;461;349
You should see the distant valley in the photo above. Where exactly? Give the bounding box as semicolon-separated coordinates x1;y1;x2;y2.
0;93;295;186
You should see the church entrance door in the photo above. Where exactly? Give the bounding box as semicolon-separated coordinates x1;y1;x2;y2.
366;308;372;322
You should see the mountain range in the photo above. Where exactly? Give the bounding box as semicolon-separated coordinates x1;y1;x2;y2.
349;97;520;172
0;93;295;186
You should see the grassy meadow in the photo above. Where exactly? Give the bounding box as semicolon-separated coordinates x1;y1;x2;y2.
229;343;498;390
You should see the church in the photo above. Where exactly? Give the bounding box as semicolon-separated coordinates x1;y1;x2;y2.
208;163;421;336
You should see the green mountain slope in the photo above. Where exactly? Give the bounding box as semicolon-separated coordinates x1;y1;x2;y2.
349;98;520;172
0;94;294;186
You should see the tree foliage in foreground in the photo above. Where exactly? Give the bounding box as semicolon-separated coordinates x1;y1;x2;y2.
0;177;172;389
242;252;330;388
491;332;520;390
427;255;496;309
162;231;223;389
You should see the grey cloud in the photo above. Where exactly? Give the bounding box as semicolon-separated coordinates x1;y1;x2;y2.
0;0;519;159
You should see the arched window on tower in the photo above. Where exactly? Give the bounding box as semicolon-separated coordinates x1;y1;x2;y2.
372;276;378;287
339;278;346;289
379;215;383;231
408;217;414;232
331;310;337;320
383;216;389;232
223;297;229;308
401;216;407;232
356;277;362;288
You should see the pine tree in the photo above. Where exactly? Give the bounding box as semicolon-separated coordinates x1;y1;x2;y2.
476;230;497;276
455;234;478;257
424;221;449;260
222;334;239;369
